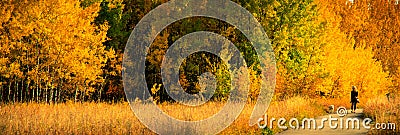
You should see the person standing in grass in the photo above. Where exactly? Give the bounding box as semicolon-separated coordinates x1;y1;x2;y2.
350;86;359;113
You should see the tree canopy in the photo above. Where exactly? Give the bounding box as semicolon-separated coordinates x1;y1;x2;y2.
0;0;398;103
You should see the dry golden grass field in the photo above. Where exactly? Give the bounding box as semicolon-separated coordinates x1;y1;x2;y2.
364;96;400;134
0;96;327;134
2;96;398;134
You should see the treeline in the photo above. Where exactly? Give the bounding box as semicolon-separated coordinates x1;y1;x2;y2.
0;0;399;103
0;0;115;103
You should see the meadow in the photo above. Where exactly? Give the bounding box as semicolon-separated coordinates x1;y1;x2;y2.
2;96;400;134
0;96;326;134
1;0;400;134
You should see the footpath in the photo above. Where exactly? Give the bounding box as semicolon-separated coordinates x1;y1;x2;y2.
278;109;369;135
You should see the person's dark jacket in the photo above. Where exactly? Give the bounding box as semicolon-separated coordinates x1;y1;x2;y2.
351;91;359;103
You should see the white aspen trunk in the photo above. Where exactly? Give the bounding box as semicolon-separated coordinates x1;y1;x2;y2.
15;79;18;102
81;87;85;102
50;80;54;104
45;45;50;104
98;84;102;102
32;83;35;102
74;85;78;102
14;77;17;103
58;79;63;103
21;80;24;102
36;80;39;102
38;80;41;102
57;87;61;103
45;83;48;103
98;76;106;102
26;49;29;102
18;60;22;102
36;43;40;102
0;77;3;102
26;82;30;102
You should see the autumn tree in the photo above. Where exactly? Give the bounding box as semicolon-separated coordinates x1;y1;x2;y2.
315;0;392;98
0;0;113;103
234;0;327;98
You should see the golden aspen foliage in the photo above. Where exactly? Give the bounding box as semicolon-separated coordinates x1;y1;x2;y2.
315;0;391;99
0;0;113;102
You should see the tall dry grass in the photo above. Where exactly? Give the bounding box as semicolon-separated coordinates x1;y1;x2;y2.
0;102;153;134
0;96;324;134
265;96;325;133
363;96;399;134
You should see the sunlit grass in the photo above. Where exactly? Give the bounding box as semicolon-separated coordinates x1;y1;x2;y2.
0;96;325;134
363;96;400;134
265;96;326;133
0;102;153;134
